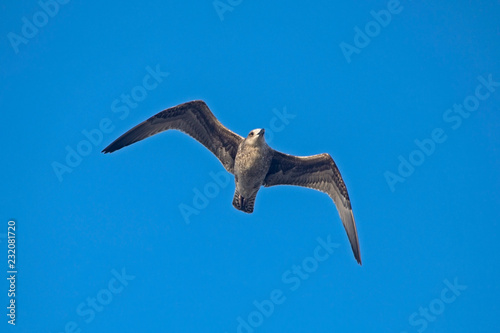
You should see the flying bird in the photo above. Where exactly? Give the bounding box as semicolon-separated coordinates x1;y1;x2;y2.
102;100;361;264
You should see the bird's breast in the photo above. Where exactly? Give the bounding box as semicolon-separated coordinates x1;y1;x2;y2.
234;147;272;185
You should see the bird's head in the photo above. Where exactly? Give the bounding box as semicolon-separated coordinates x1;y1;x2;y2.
244;128;266;147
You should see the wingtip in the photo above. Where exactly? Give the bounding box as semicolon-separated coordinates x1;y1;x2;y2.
102;143;120;154
101;146;114;154
354;246;362;265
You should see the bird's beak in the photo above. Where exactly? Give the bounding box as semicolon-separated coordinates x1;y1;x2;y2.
258;129;265;136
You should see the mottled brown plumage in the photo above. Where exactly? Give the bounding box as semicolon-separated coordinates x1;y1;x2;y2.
102;100;361;264
264;152;360;264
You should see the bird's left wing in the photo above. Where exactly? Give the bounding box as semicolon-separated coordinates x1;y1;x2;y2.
102;100;243;173
264;150;361;264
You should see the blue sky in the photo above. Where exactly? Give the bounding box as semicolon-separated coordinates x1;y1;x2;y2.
1;0;500;332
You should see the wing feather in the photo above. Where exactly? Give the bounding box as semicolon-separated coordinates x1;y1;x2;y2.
264;151;361;264
102;100;243;173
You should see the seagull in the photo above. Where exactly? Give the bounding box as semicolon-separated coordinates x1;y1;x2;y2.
102;100;361;264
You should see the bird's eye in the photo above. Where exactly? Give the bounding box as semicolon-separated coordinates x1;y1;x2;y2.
249;132;254;136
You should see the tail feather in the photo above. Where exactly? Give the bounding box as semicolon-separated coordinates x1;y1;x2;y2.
232;189;257;213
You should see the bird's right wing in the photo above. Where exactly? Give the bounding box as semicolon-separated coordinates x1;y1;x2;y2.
264;150;361;264
102;100;243;173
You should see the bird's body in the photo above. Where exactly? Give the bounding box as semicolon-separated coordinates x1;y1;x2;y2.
102;100;362;264
233;129;273;213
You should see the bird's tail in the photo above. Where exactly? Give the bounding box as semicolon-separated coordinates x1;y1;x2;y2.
232;189;256;213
